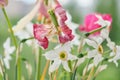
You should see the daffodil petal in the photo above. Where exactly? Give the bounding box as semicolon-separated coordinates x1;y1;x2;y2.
62;61;70;72
44;51;58;60
85;39;97;48
94;54;103;66
49;59;61;73
67;53;77;60
88;50;97;58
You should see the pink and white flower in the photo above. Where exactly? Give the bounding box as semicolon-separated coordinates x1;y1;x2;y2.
79;13;112;36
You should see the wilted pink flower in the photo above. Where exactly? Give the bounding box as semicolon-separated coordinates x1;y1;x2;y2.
59;25;74;43
55;3;67;27
0;0;8;7
33;24;49;49
79;14;112;36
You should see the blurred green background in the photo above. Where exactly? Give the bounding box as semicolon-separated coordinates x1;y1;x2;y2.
0;0;120;80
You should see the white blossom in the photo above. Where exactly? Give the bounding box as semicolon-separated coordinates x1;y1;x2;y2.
3;38;15;69
85;37;104;66
43;42;77;73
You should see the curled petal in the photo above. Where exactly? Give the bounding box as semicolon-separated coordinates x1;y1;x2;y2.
33;24;48;49
55;3;67;26
59;25;74;43
37;37;48;49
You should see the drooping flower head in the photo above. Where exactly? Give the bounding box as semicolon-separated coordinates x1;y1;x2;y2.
58;25;74;43
54;1;74;43
79;13;112;36
0;0;8;7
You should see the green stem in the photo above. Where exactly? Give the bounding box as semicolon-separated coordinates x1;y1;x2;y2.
85;26;106;37
16;44;22;80
48;10;59;31
17;57;21;80
2;8;17;48
35;48;42;80
71;68;77;80
82;58;92;79
0;60;6;80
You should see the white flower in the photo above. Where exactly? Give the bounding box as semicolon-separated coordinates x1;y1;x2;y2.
3;38;15;69
108;45;120;67
95;15;111;27
43;42;77;73
85;37;104;66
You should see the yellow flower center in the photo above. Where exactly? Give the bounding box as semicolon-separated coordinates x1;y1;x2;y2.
59;51;68;61
98;45;103;54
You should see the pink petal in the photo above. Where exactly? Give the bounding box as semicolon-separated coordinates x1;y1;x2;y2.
59;25;74;43
55;3;67;26
39;1;49;18
33;24;49;49
102;14;112;23
38;37;48;49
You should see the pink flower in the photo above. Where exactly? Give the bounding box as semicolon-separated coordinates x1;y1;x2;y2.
0;0;8;7
79;13;112;36
55;3;67;27
33;24;48;49
59;25;74;43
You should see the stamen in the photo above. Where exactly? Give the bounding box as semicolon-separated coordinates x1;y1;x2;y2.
98;45;103;54
59;51;67;61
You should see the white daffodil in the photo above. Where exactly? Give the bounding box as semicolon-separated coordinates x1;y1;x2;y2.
95;15;111;27
13;0;41;33
108;43;120;67
3;38;15;69
85;37;104;66
43;42;77;73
